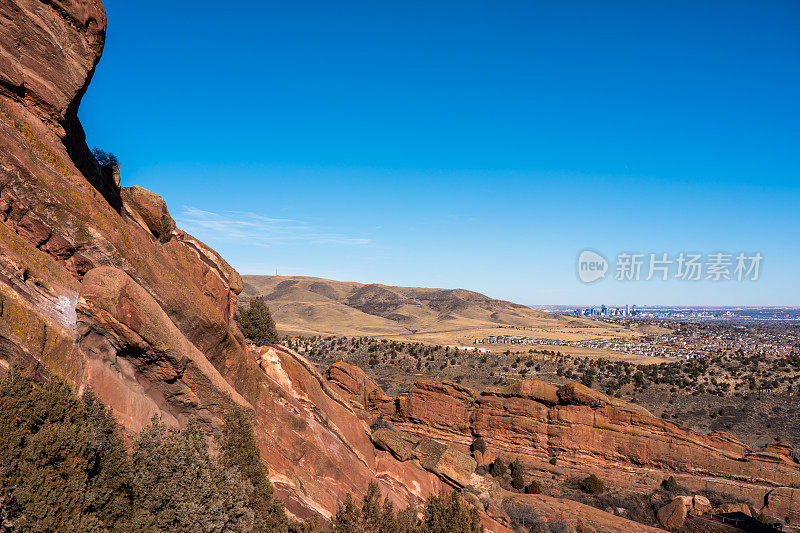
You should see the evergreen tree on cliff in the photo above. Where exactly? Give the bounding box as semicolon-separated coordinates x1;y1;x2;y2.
81;388;135;531
0;370;129;531
236;297;279;345
130;417;253;532
220;404;289;532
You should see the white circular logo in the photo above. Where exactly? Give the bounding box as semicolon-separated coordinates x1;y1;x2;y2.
577;250;608;283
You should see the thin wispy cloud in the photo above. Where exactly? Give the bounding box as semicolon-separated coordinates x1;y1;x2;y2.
176;207;371;247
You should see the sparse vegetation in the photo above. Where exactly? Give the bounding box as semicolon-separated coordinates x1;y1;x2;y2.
332;482;482;533
660;475;679;493
524;480;542;494
370;417;394;432
292;325;800;450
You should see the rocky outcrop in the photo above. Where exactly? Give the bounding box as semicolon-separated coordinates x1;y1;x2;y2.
326;360;394;413
377;379;800;523
502;494;665;533
371;427;415;461
120;185;176;243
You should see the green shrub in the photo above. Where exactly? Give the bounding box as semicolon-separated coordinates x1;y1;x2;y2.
332;483;481;533
471;437;487;455
421;491;482;533
0;367;311;533
525;480;542;494
579;474;605;494
219;405;289;532
661;475;679;492
92;147;119;167
490;457;507;477
509;458;525;479
0;370;131;531
511;475;525;490
549;457;557;466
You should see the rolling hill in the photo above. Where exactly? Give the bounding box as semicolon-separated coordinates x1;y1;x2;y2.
240;275;637;348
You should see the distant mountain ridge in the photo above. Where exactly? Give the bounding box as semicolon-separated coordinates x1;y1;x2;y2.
240;275;571;337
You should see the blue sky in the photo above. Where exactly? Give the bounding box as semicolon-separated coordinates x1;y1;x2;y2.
80;1;799;306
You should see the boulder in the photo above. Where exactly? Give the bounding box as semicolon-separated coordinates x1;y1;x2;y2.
121;185;176;243
412;437;477;487
481;379;559;405
657;497;687;529
693;495;712;514
675;495;693;508
371;428;415;461
557;382;652;416
327;361;393;411
712;503;752;516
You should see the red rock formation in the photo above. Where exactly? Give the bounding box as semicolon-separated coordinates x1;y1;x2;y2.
366;376;800;523
2;2;796;532
0;0;468;527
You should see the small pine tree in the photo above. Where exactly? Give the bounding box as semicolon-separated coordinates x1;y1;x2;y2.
661;475;679;492
332;493;362;533
237;297;279;345
131;417;254;532
490;457;507;477
360;481;382;532
511;474;525;490
525;480;542;494
82;388;134;531
92;147;119;167
219;405;289;532
470;437;487;459
421;491;483;533
509;458;525;479
0;370;103;531
579;474;605;494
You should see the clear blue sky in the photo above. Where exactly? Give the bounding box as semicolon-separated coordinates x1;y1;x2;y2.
80;1;799;306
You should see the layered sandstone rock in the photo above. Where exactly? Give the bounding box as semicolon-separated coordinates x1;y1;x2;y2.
377;378;800;523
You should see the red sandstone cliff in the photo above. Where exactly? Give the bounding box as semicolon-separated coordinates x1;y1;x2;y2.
0;0;503;528
1;2;798;532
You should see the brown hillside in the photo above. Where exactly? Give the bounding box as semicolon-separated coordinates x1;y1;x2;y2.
241;275;633;347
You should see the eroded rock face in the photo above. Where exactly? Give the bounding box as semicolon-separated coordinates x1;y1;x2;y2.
503;494;664;533
0;0;462;527
377;379;800;522
121;185;177;243
326;360;394;413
